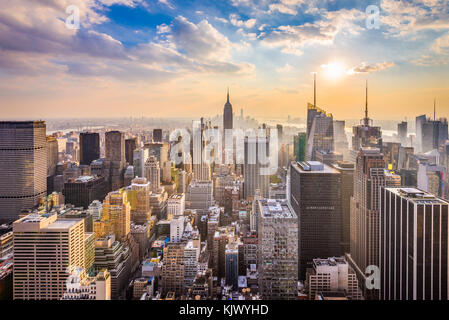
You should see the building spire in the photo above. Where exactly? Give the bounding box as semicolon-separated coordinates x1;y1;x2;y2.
227;87;230;103
313;73;316;107
365;80;368;120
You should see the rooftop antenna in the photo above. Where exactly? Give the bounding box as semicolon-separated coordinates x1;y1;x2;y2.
363;80;370;126
313;73;316;107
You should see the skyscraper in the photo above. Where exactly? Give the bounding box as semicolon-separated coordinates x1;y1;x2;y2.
289;161;342;278
223;88;233;132
415;104;448;153
13;214;86;300
380;187;449;300
125;137;137;165
243;136;270;198
153;129;163;143
293;132;306;162
397;121;408;146
79;132;100;166
104;131;125;191
145;155;161;193
257;199;298;300
306;75;334;161
347;147;401;299
0;121;47;223
351;82;382;159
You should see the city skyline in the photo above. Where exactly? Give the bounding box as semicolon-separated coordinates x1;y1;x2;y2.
1;0;448;119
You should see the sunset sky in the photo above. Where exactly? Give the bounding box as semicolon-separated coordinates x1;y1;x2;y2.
1;0;448;120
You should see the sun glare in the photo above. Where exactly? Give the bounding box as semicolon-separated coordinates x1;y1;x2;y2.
321;61;347;81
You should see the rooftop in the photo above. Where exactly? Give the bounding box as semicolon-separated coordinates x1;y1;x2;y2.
259;199;296;219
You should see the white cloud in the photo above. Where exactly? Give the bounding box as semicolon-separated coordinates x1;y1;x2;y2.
229;14;257;29
347;62;396;75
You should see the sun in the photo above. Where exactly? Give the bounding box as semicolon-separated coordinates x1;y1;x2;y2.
321;61;347;81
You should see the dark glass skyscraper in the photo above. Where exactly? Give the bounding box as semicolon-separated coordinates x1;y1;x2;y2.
0;121;47;223
79;132;100;166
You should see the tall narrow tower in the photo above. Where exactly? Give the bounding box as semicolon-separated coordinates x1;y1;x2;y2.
223;88;233;131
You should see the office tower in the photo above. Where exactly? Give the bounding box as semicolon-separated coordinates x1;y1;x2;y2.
334;120;349;157
225;243;239;289
104;131;125;191
170;215;185;243
347;148;401;298
150;191;168;220
146;142;169;169
383;142;401;170
162;160;172;183
94;191;130;242
63;175;108;209
380;187;449;300
289;161;342;278
145;155;161;193
243;136;270;198
397;121;408;145
123;166;134;186
186;180;213;214
133;147;149;178
294;132;306;162
223;88;233;132
417;163;445;197
184;240;199;288
153;129;163;143
94;235;131;300
177;170;187;194
13;214;86;300
351;82;382;157
62;268;111;300
306;104;334;161
125;138;137;165
306;257;362;300
0;121;47;223
193;118;211;181
167;193;186;219
46;135;58;177
79;132;100;166
130;177;151;224
257;199;298;300
332;161;355;254
416;114;448;153
398;146;414;170
161;242;185;297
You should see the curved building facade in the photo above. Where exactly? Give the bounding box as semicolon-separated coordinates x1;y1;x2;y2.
0;121;47;223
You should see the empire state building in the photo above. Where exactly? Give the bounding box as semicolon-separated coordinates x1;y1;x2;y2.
223;89;233;131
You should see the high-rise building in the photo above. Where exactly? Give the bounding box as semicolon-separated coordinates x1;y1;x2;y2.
351;82;382;158
257;199;298;300
46;135;59;177
416;115;448;153
153;129;163;143
186;180;213;214
0;121;47;223
347;148;401;299
125;138;137;165
380;187;449;300
192;118;211;181
129;177;151;224
63;175;108;209
397;121;408;146
161;242;185;297
225;243;239;290
243;136;270;198
94;191;130;242
223;88;233;132
104;131;125;191
293;132;306;162
79;132;100;166
289;161;342;278
306;104;334;161
306;257;362;300
133;147;149;178
332;161;355;254
145;155;161;193
334;120;349;159
167;193;186;219
13;214;86;300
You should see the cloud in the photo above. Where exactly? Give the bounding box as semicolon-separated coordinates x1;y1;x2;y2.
432;32;449;54
268;3;298;15
259;8;364;55
229;14;257;29
347;62;396;75
276;63;293;73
